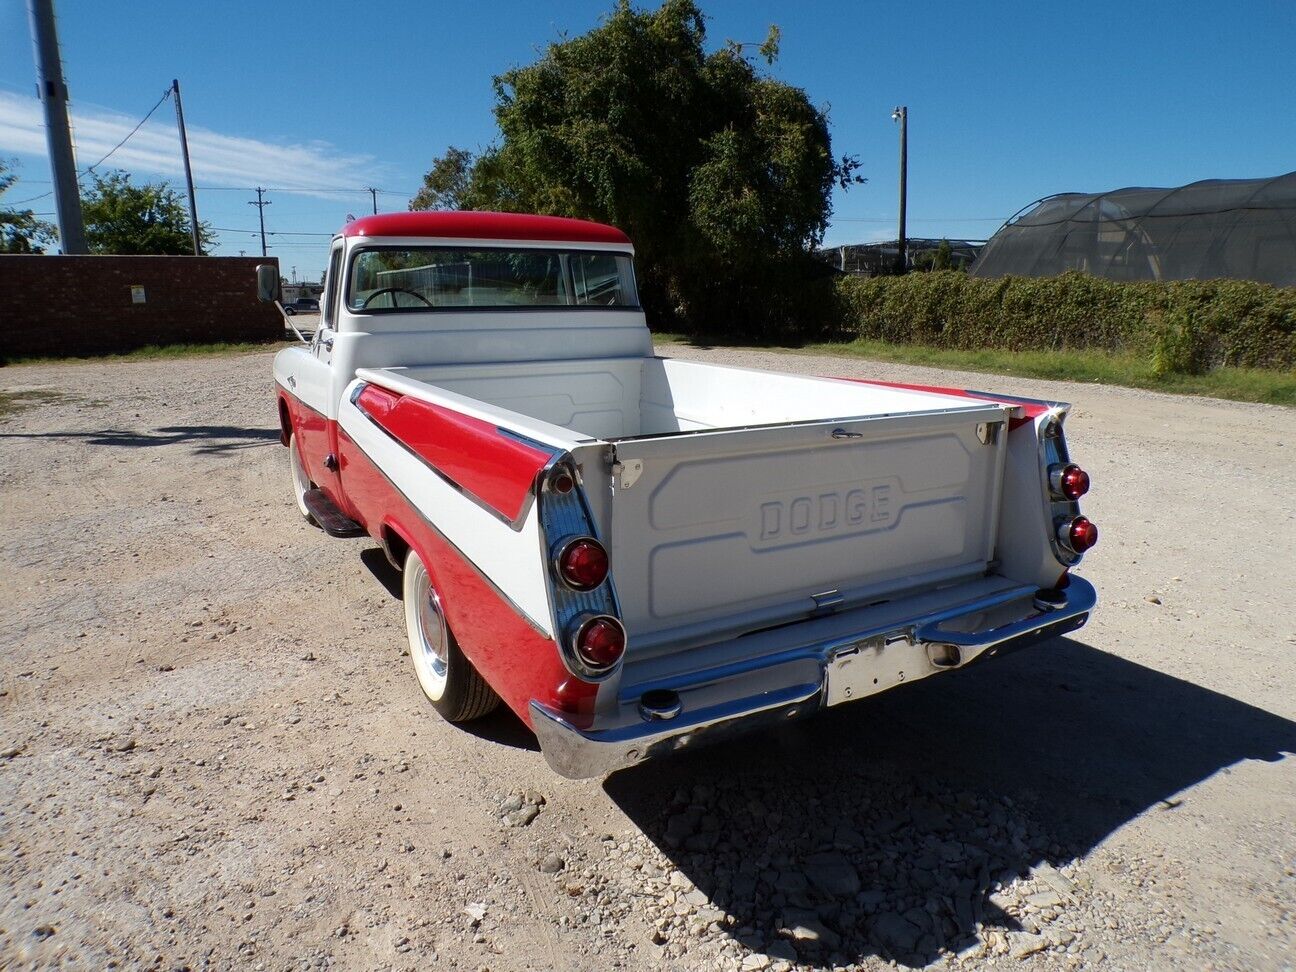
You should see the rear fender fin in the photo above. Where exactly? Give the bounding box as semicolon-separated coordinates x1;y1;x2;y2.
536;458;626;684
351;380;560;530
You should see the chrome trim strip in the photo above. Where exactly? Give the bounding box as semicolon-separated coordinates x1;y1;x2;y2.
604;402;1003;444
964;390;1070;412
530;576;1096;779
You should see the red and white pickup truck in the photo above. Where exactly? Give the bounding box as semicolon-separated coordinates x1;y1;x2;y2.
270;211;1097;778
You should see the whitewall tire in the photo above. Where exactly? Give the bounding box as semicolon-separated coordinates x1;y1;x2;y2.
402;549;500;722
288;433;315;523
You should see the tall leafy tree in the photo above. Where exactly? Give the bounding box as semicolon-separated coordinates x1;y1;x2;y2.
0;158;57;254
80;171;213;255
410;147;476;211
411;0;862;334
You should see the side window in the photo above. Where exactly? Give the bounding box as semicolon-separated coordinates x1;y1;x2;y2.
569;251;637;306
321;245;344;327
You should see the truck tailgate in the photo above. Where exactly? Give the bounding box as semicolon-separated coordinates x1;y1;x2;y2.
607;403;1011;648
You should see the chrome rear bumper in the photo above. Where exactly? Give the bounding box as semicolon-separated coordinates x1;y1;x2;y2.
530;576;1096;779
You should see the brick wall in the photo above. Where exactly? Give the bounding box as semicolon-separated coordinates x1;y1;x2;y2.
0;255;284;359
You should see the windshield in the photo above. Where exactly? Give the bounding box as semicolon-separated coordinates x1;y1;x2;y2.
347;246;638;311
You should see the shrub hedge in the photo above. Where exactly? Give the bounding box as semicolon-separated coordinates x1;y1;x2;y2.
833;271;1296;374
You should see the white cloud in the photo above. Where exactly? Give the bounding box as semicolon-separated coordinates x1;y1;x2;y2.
0;90;384;197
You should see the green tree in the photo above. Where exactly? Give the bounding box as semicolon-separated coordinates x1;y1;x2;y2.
0;158;57;253
412;0;862;334
80;171;213;255
410;146;477;211
932;239;953;271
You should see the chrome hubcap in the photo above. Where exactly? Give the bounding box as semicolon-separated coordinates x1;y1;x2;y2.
411;563;448;682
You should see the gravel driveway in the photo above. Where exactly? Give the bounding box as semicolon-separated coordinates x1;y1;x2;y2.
2;345;1293;971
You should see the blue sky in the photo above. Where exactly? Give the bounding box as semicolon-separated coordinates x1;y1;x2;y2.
3;0;1293;279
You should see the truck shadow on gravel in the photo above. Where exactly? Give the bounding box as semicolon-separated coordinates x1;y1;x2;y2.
601;637;1296;969
0;424;281;455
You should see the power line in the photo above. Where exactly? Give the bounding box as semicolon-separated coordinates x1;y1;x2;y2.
81;86;172;177
9;189;54;205
11;179;416;196
833;216;1008;223
197;185;415;195
210;225;333;236
8;86;174;207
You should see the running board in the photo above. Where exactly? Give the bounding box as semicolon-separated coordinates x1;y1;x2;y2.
303;489;366;537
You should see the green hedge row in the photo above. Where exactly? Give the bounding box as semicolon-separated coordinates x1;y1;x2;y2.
833;271;1296;374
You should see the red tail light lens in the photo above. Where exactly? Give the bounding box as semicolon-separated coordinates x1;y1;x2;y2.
1059;515;1099;553
573;616;626;672
557;538;609;591
1050;463;1090;500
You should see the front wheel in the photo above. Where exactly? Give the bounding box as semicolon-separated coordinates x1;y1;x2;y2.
403;550;500;722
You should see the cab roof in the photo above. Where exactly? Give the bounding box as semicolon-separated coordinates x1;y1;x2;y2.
341;211;631;246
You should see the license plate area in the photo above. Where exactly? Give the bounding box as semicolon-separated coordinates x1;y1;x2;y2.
825;632;917;706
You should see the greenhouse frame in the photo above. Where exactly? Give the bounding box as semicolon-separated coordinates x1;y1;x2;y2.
971;172;1296;287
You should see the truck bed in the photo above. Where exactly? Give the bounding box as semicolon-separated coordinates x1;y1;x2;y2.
355;356;1014;648
379;355;1000;440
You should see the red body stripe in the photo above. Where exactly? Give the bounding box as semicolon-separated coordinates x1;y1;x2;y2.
356;385;554;523
830;377;1051;430
337;437;583;727
342;211;631;245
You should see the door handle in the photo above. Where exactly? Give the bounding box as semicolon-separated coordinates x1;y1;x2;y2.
831;428;863;439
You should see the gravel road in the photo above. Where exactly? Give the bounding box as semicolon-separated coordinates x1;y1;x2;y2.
2;345;1293;971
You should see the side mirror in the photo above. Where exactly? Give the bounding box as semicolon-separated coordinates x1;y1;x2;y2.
256;264;279;303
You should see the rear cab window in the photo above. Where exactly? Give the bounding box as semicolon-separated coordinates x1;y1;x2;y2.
347;246;639;311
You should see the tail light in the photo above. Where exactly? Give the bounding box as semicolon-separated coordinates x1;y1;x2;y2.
555;537;609;591
571;615;626;673
1058;515;1099;554
1049;463;1090;500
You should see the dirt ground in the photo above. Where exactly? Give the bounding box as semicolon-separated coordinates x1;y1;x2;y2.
1;345;1293;972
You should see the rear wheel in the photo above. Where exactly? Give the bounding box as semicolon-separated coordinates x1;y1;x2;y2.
403;550;500;722
288;433;316;524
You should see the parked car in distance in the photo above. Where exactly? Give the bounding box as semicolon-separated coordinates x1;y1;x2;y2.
282;297;320;315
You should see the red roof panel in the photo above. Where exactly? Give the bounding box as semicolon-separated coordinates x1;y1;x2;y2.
341;211;631;245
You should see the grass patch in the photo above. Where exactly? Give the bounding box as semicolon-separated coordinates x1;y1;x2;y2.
0;389;70;418
3;340;292;367
653;334;1296;406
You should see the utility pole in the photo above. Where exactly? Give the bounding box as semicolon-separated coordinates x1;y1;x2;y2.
892;105;908;274
248;187;270;256
171;79;201;255
26;0;85;253
365;187;379;215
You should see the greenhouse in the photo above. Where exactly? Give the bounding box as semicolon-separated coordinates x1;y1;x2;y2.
971;171;1296;287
